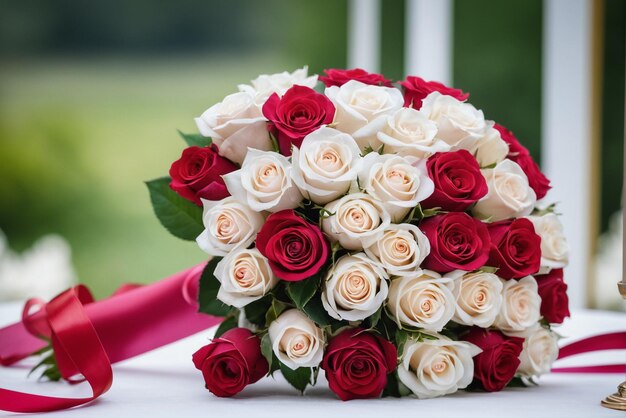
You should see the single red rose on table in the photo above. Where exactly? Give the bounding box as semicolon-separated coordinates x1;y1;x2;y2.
420;212;491;273
421;149;488;212
487;218;542;279
319;68;393;88
535;268;570;324
169;145;238;206
322;328;397;401
192;328;268;397
262;85;335;156
462;327;524;392
399;76;469;109
256;210;329;281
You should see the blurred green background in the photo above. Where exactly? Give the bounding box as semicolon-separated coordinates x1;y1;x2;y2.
0;0;623;297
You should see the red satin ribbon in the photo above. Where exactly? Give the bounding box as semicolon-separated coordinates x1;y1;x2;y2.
552;331;626;374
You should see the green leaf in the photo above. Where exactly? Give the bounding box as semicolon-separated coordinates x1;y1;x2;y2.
395;329;410;355
198;257;234;316
265;298;288;326
214;313;238;338
260;333;280;375
244;294;273;327
146;176;204;241
287;275;321;309
177;130;212;148
279;363;311;394
301;296;334;326
363;306;383;329
478;266;499;274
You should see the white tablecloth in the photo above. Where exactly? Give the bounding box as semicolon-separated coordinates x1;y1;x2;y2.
0;302;624;418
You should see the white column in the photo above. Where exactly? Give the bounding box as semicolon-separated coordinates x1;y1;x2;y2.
542;0;595;309
347;0;381;72
404;0;452;84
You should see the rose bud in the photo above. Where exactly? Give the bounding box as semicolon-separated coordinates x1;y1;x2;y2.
268;309;325;370
169;146;238;205
322;328;397;401
462;327;524;392
192;328;268;397
534;268;570;324
487;218;542;279
399;76;469;109
319;68;393;88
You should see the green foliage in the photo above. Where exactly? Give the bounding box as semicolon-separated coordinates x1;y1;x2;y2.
279;362;311;394
213;313;238;338
286;275;321;310
260;333;280;375
265;297;288;326
244;294;273;327
177;130;211;148
198;257;234;317
301;296;334;326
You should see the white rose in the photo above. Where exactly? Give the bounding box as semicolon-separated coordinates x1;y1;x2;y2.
473;123;509;168
517;325;559;377
322;193;391;250
447;270;503;328
291;127;362;204
526;214;569;270
325;80;404;150
321;253;389;321
420;92;487;150
364;224;430;276
268;309;325;370
196;197;265;256
387;270;455;332
495;276;542;333
377;107;449;158
398;334;481;399
358;153;434;222
213;248;277;308
239;66;318;105
472;159;537;221
194;90;271;164
223;149;303;212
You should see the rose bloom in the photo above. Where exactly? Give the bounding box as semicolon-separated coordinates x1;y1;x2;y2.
472;159;537;222
399;76;469;109
268;309;325;370
291;127;362;204
239;66;318;106
387;270;455;332
517;325;559;377
419;212;491;273
494;276;542;334
447;270;503;328
487;218;542;279
256;210;329;281
421;149;488;212
263;85;336;156
322;193;391;250
398;334;480;399
364;223;430;276
462;327;524;392
223;149;303;213
192;327;268;397
194;90;272;165
473;124;509;168
322;328;397;401
196;197;264;257
169;146;238;205
358;153;434;222
213;248;278;308
319;68;393;88
535;268;570;324
321;253;389;321
526;213;569;270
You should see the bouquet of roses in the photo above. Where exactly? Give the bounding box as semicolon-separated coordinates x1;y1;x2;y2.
147;67;570;400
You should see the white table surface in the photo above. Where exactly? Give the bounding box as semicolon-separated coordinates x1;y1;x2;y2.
0;302;624;418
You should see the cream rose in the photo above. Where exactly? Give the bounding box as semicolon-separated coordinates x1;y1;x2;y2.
526;213;569;270
325;80;404;150
364;224;430;276
291;127;362;204
472;159;537;221
517;325;559;377
447;270;503;328
398;334;481;399
196;197;265;256
358;153;434;222
377;107;448;157
239;66;318;105
495;276;542;333
321;253;389;321
387;270;455;332
213;248;277;308
194;90;271;165
223;149;303;212
473;123;509;168
268;309;325;370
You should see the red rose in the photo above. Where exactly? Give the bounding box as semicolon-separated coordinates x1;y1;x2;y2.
420;212;491;273
319;68;393;88
256;210;329;281
462;328;524;392
535;268;570;324
421;150;488;212
487;218;541;279
494;124;551;199
192;327;268;397
399;76;469;109
262;85;335;156
322;328;397;401
169;146;237;206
